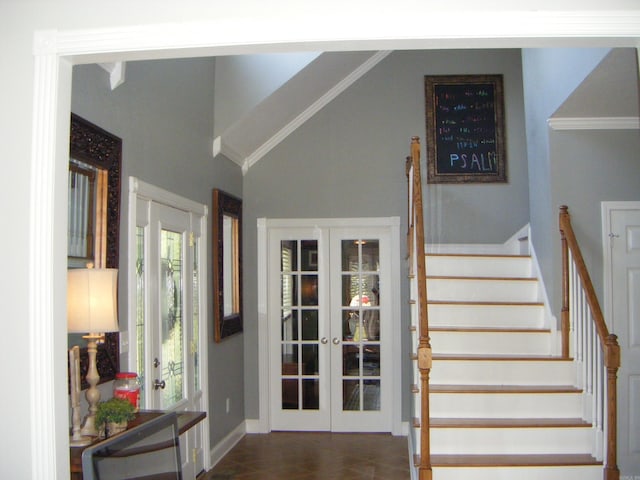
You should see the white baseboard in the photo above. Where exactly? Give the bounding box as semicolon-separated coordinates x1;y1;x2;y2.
408;430;418;480
426;224;530;256
245;418;269;434
209;422;246;468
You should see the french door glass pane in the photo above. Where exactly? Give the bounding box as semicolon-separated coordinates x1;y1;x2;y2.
279;239;320;411
301;310;318;341
340;239;381;412
160;229;185;408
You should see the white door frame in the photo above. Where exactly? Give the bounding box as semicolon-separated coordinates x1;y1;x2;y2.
601;201;640;332
128;177;211;473
255;217;402;435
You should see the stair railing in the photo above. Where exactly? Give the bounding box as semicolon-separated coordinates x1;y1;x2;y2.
406;137;432;480
559;205;620;480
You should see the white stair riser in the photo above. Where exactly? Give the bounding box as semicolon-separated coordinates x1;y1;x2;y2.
428;304;544;329
427;255;532;278
431;427;593;455
431;331;551;355
431;466;602;480
430;392;583;418
431;360;577;386
428;278;539;303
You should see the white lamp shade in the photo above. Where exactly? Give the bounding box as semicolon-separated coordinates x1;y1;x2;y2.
67;268;119;334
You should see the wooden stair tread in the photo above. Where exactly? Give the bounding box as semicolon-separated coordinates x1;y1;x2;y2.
428;453;601;467
428;300;544;306
430;417;592;428
430;384;581;394
426;253;531;259
427;275;537;282
430;326;550;333
433;354;572;361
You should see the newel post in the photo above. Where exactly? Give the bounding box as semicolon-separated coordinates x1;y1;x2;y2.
559;206;570;359
604;334;621;480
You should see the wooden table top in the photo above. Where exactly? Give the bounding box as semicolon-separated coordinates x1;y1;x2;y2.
70;410;206;475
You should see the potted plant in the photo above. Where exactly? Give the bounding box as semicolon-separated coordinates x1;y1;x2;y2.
96;397;136;438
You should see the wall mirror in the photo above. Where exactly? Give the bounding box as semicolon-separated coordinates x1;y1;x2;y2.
212;189;243;342
68;113;122;388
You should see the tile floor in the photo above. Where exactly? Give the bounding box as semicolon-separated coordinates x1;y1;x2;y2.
199;432;410;479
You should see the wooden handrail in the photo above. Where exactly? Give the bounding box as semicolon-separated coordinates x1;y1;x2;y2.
559;205;620;480
407;137;432;480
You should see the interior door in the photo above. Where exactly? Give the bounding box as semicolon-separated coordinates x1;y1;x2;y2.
268;222;392;432
131;180;209;478
329;228;391;432
606;205;640;475
269;227;330;430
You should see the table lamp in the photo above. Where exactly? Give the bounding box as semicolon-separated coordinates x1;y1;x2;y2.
68;266;119;438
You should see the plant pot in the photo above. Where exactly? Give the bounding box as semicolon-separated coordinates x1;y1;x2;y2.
106;420;128;437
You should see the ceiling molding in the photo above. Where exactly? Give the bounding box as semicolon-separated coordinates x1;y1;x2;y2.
217;139;246;167
99;62;126;90
548;116;640;130
242;51;392;173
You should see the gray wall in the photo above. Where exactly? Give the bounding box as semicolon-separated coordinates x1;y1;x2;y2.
71;58;245;447
242;49;531;420
521;48;610;312
550;129;640;306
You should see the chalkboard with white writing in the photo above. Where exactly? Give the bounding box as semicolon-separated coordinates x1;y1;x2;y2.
425;75;506;183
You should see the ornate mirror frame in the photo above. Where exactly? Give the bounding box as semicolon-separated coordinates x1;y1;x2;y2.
212;189;243;342
69;113;122;388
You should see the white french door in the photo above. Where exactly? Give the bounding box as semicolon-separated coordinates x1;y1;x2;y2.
268;220;396;432
129;178;210;478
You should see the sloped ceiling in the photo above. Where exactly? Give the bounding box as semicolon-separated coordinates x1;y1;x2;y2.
549;48;640;130
214;51;390;173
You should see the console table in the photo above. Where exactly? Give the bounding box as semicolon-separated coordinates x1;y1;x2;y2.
70;410;206;480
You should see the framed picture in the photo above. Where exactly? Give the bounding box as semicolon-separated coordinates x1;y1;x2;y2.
425;74;506;183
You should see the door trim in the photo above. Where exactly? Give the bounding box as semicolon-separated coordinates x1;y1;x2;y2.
601;201;640;333
255;217;402;435
127;177;211;471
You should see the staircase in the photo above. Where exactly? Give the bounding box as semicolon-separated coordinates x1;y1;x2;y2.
422;251;602;480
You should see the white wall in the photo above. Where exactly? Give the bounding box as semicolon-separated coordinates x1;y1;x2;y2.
1;1;639;478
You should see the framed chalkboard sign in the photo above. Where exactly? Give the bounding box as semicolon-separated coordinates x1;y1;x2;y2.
425;74;506;183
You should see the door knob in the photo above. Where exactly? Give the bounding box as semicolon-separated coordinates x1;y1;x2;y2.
332;337;340;345
321;337;328;344
153;379;166;390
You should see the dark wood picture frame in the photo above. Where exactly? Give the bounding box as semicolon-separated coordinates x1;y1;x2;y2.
212;189;243;342
69;113;122;389
425;74;506;184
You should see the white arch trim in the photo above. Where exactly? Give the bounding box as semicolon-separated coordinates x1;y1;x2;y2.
29;11;640;479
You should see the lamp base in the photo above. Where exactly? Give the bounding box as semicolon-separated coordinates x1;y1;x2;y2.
80;334;103;438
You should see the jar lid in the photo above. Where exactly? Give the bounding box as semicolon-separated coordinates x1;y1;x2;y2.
115;372;138;379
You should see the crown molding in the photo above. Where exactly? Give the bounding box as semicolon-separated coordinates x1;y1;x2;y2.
99;62;126;90
548;116;640;130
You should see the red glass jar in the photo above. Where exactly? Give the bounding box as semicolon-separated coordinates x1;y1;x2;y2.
113;372;141;412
